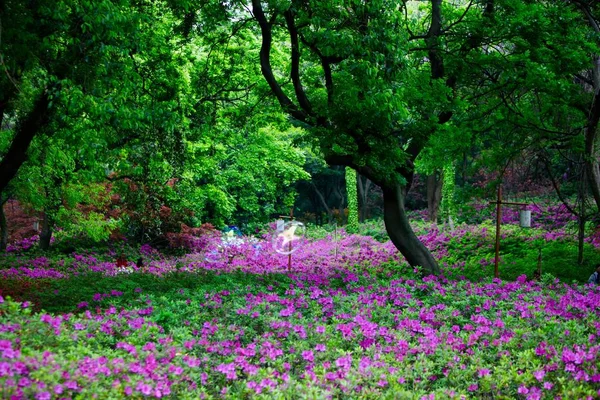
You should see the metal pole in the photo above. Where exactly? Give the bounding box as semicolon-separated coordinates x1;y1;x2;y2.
494;185;502;278
334;223;338;260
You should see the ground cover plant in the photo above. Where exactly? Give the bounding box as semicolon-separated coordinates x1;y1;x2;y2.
4;0;600;398
1;212;600;399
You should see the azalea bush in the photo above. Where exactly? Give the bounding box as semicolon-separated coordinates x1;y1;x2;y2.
1;268;600;399
1;215;600;398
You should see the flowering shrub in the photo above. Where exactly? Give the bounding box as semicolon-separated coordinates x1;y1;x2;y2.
6;235;41;252
1;267;600;399
1;218;600;398
165;223;218;252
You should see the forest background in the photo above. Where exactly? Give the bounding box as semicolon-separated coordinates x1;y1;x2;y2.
2;0;600;276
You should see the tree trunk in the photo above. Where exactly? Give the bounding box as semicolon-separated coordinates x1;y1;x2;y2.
584;62;600;214
578;168;587;265
427;172;443;223
39;212;52;251
0;90;51;194
578;211;586;265
0;200;7;251
382;184;440;275
310;181;332;218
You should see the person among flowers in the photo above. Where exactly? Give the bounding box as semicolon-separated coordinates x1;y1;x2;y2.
588;264;600;284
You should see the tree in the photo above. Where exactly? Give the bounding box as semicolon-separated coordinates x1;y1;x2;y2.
567;1;600;215
0;0;195;248
242;0;508;274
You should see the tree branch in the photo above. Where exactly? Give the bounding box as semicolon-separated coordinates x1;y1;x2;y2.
284;8;313;116
251;0;309;123
442;1;474;34
0;89;52;194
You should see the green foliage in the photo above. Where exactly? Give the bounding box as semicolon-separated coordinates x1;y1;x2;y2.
55;211;119;243
441;162;457;222
26;270;293;314
345;167;359;233
177;124;309;228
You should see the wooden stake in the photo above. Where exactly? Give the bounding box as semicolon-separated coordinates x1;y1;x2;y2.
489;185;528;279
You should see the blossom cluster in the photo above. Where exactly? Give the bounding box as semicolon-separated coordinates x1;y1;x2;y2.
1;231;600;398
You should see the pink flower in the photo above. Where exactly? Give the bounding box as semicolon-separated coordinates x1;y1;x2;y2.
335;355;352;370
477;368;490;378
302;350;314;363
518;385;529;394
533;370;545;381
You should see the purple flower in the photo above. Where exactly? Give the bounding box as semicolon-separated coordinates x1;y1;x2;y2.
477;369;490;378
335;355;352;370
518;385;529;394
136;382;152;396
533;370;545;381
302;350;314;363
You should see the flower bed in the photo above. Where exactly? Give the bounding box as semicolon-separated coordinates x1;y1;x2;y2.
1;262;600;398
1;224;600;398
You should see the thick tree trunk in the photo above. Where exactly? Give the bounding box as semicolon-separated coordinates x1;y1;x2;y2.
0;200;7;251
39;212;52;251
426;172;443;223
382;184;440;275
0;91;51;194
584;56;600;214
585;110;600;214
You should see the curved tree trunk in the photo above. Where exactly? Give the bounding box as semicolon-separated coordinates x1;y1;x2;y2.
0;91;51;194
382;184;440;275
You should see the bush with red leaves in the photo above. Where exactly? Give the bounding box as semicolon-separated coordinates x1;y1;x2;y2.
165;223;219;252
